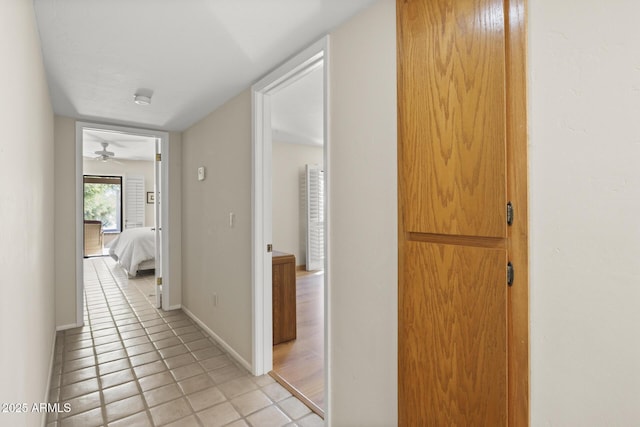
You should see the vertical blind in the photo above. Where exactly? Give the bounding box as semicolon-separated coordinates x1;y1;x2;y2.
125;175;145;229
306;164;324;271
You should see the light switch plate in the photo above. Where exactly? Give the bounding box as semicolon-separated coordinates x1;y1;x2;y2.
197;166;206;181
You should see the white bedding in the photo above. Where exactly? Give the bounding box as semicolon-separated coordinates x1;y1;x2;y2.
108;227;155;276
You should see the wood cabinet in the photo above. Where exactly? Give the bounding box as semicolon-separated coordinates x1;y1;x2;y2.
398;0;507;238
397;0;529;425
272;251;297;345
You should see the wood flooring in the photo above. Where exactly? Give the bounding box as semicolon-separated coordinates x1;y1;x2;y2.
271;270;324;417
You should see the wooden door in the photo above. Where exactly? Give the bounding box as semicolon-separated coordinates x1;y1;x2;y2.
401;242;507;424
397;0;529;425
398;0;507;238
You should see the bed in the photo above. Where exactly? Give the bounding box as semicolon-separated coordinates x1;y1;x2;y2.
107;227;156;276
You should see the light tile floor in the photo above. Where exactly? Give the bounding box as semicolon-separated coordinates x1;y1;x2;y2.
47;257;324;427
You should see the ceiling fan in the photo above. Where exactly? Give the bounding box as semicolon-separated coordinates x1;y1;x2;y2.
94;142;122;163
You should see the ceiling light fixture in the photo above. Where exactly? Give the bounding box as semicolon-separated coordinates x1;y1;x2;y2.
133;94;151;105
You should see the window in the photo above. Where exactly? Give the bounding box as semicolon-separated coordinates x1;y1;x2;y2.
83;175;123;232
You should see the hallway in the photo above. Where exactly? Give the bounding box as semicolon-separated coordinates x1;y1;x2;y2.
47;257;322;427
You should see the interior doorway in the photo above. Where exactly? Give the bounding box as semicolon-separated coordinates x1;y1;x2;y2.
75;122;170;325
251;36;329;417
269;62;325;416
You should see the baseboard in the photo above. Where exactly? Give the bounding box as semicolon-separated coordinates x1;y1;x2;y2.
182;306;252;373
42;328;57;427
167;304;182;310
56;322;81;332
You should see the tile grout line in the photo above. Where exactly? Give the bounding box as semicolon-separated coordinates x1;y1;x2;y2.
51;257;323;427
95;256;156;425
98;257;208;427
85;258;109;426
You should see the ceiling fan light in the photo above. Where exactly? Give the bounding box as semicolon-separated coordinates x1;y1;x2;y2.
134;94;151;105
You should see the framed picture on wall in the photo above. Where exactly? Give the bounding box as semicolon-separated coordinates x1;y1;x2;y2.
146;192;155;204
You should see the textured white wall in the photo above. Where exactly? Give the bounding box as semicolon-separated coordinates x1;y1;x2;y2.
328;0;398;424
54;116;77;328
529;1;640;425
167;131;183;308
272;140;323;264
181;90;253;363
0;1;55;425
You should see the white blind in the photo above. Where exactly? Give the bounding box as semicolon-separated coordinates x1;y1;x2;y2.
306;164;324;271
125;175;145;229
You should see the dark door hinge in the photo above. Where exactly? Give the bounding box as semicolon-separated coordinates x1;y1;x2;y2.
507;262;514;286
507;202;514;226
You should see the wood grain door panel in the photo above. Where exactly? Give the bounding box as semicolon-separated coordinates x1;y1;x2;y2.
399;241;507;426
397;0;528;423
272;253;297;345
398;0;507;238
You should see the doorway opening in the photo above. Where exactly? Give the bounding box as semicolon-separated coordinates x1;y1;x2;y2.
75;122;170;325
251;36;329;418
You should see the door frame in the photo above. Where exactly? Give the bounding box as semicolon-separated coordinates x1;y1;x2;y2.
75;121;171;324
250;36;329;389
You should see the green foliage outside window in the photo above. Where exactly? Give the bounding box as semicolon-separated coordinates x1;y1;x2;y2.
84;183;121;231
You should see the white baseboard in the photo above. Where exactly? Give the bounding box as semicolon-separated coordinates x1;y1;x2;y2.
42;328;57;427
182;306;252;372
167;304;182;310
56;322;81;332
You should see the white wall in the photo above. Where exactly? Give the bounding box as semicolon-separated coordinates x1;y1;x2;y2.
529;1;640;425
181;90;253;364
83;158;156;228
328;0;398;425
0;1;56;426
54;116;77;328
272;140;323;264
167;131;183;308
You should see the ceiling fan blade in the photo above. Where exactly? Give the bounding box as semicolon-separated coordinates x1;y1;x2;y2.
94;150;114;156
93;142;115;157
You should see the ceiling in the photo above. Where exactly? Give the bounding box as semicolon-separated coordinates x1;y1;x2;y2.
82;64;324;161
271;64;324;146
34;0;377;132
83;129;156;161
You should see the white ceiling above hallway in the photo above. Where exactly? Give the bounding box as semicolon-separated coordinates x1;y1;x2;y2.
34;0;377;132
